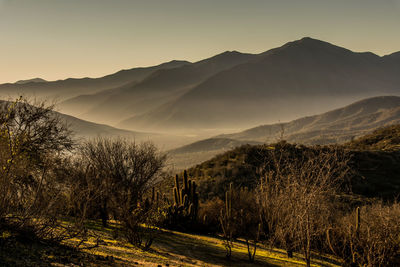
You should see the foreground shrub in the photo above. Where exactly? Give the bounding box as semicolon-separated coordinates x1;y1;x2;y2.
0;98;76;241
77;137;166;249
257;143;351;266
219;183;261;261
327;202;400;266
198;197;224;234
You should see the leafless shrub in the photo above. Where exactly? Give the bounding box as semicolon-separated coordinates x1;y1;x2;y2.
78;137;166;249
0;97;74;240
257;143;351;266
199;197;225;233
219;183;261;261
327;202;400;266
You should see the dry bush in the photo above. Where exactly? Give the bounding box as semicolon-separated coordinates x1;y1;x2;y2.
327;202;400;266
257;143;351;266
78;137;166;249
219;184;261;261
0;98;75;240
198;197;225;233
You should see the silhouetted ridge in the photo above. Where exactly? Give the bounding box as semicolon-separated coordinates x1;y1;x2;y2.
15;78;47;84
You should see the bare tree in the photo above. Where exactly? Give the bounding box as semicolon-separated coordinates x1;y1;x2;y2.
327;202;400;266
257;143;351;266
0;97;74;239
78;137;166;249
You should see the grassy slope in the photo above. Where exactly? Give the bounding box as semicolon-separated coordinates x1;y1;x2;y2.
0;220;340;266
63;221;339;267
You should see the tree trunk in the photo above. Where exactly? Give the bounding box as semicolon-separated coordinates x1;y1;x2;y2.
100;198;108;227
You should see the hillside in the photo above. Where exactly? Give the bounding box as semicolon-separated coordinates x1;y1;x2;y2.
166;96;400;169
187;139;400;201
168;138;261;169
221;96;400;144
67;51;256;125
0;60;189;103
2;220;333;267
346;124;400;151
120;37;400;132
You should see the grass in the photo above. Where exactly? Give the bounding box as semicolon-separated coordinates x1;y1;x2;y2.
57;220;341;267
0;219;342;266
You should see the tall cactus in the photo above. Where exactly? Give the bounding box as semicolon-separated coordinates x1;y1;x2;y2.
220;182;234;259
166;170;199;229
351;206;361;265
355;206;360;234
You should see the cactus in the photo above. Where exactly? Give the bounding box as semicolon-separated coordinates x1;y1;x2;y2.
350;206;361;265
355;206;360;233
166;170;199;229
220;182;234;259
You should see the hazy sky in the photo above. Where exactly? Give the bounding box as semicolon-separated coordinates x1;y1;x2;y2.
1;0;400;83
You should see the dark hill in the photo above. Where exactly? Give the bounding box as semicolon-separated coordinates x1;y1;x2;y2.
187;142;400;201
15;78;47;84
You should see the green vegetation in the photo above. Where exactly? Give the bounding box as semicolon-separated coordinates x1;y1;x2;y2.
346;124;400;151
188;134;400;200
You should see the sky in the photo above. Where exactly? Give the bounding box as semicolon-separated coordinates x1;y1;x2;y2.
1;0;400;83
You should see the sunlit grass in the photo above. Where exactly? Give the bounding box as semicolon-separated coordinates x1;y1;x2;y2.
57;219;341;266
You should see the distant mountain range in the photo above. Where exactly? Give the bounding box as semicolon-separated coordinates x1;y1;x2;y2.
60;51;256;124
169;96;400;169
2;37;399;134
0;60;189;102
119;37;400;132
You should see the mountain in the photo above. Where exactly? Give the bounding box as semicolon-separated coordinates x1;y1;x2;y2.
63;51;257;124
120;37;400;132
0;60;189;102
221;96;400;145
167;96;400;169
15;78;47;84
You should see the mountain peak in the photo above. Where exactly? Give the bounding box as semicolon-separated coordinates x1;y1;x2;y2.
285;37;340;50
195;50;255;65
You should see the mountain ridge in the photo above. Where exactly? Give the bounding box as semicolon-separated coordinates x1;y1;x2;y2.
119;37;400;132
169;96;400;168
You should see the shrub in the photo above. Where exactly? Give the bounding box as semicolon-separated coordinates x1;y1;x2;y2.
257;143;351;266
327;202;400;266
0;97;74;240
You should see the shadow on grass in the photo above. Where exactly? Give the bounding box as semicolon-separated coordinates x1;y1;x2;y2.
0;233;116;267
